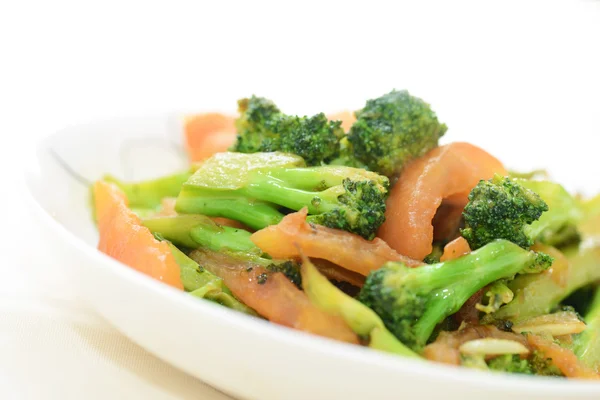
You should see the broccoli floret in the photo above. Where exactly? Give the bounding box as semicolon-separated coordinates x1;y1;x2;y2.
143;214;302;288
573;286;600;371
345;90;447;177
231;96;344;166
487;352;563;376
358;240;551;351
476;281;514;315
175;152;389;239
461;174;549;250
487;354;533;374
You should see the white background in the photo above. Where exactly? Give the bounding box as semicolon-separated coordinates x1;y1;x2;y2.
1;0;599;398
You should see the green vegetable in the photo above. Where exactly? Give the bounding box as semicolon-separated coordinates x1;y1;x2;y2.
231;95;344;166
144;214;259;254
300;254;419;358
146;215;302;288
461;175;549;250
103;171;192;210
487;353;563;376
493;242;600;322
342;90;447;177
476;281;514;315
358;240;551;351
175;152;390;239
573;287;600;371
168;243;257;315
516;179;583;247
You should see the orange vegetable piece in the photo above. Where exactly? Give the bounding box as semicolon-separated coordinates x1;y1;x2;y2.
527;334;600;380
440;237;471;262
378;142;507;260
251;208;422;276
327;111;356;132
94;181;183;289
190;250;359;344
184;113;236;162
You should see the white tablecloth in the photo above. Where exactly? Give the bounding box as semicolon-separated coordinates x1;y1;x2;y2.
2;0;599;398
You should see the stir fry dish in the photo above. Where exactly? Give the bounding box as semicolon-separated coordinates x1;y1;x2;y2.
91;90;600;379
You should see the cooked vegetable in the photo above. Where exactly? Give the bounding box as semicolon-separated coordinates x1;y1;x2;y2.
168;243;257;315
343;90;447;178
189;249;358;344
358;240;551;351
251;208;421;276
94;180;183;289
176;152;390;239
184;113;236;162
378;142;507;260
517;179;583;247
144;214;302;288
231;96;344;166
493;242;600;322
574;287;600;372
300;253;419;358
91;91;600;379
102;171;193;211
461;175;550;250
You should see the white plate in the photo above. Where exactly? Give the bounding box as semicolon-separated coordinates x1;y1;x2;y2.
24;114;600;400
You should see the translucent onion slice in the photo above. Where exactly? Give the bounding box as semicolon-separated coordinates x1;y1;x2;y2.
512;311;586;337
459;338;530;356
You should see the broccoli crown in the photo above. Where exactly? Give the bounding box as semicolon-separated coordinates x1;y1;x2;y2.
347;89;447;177
358;240;552;350
487;354;534;374
231;96;344;166
487;352;562;376
233;96;282;153
307;178;388;240
358;262;425;348
461;175;549;250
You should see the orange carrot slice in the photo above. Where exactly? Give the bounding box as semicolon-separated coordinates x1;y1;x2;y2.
251;208;422;276
189;250;358;344
327;111;356;132
184;113;236;162
378;142;507;260
94;181;183;289
440;237;471;262
527;334;600;379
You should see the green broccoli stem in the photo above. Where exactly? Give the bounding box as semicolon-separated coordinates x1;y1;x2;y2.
143;215;260;254
103;171;192;210
167;243;257;316
574;287;600;370
412;241;546;346
245;172;341;215
176;192;285;230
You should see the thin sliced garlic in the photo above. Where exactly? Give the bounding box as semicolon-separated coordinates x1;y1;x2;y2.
512;311;586;336
459;338;530;356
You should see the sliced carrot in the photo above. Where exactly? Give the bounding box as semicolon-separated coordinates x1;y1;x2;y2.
440;237;471;262
184;113;236;162
327;111;356;132
189;250;359;344
94;181;183;289
251;208;422;276
378;142;507;260
527;334;600;379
